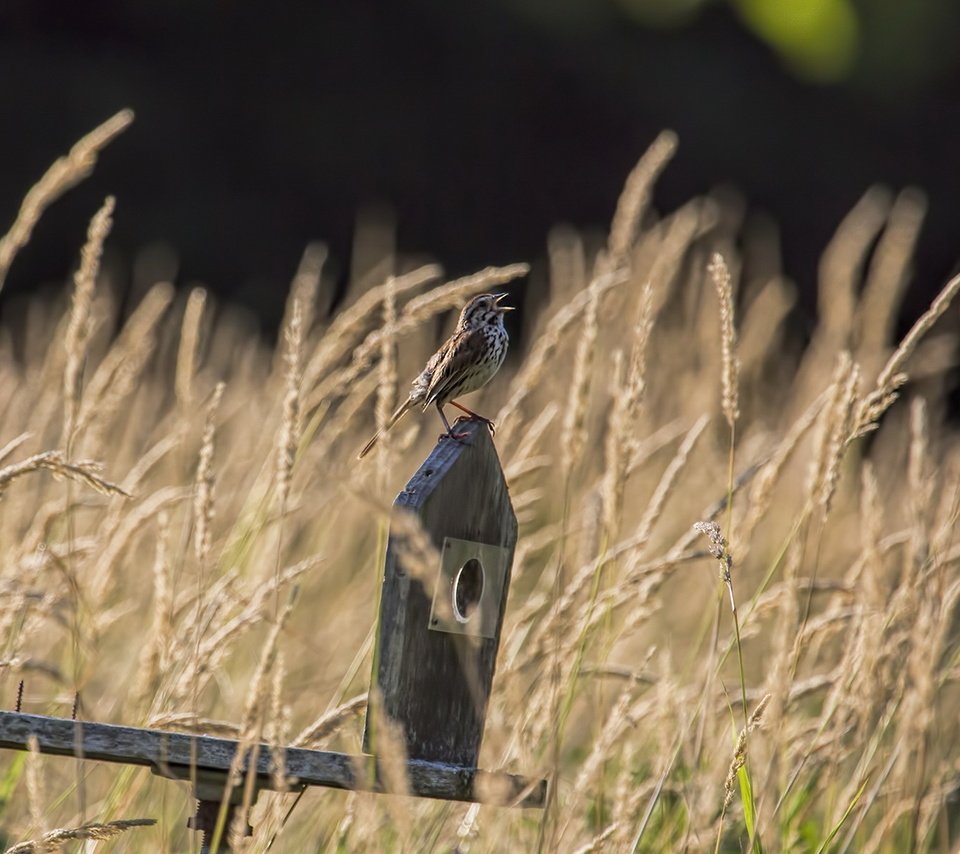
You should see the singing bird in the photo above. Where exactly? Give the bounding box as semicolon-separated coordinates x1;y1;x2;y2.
358;292;514;459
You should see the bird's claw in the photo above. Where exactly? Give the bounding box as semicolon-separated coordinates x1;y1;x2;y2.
453;414;496;436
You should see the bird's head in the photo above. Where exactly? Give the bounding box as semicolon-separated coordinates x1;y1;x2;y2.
458;292;515;330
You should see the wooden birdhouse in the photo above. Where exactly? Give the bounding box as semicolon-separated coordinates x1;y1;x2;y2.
364;418;517;768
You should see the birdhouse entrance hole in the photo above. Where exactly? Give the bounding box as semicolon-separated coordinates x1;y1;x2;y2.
428;535;509;638
454;557;484;622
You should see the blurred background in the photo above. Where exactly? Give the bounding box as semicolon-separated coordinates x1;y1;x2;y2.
1;0;958;332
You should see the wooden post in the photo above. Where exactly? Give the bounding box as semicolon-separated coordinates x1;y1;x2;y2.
364;419;517;767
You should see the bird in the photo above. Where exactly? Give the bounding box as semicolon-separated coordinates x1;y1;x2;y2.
358;292;514;459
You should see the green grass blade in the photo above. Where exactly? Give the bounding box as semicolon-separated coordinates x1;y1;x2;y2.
815;777;869;854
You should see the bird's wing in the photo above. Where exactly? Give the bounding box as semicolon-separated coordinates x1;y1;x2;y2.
401;340;443;404
423;328;482;408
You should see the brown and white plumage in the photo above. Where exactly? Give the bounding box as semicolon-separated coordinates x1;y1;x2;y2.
358;292;513;459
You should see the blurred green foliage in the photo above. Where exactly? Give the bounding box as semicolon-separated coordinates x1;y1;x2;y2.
507;0;960;90
732;0;858;80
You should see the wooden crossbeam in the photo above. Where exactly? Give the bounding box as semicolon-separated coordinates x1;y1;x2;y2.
0;712;546;808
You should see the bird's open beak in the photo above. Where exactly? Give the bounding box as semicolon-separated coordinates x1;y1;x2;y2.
494;292;515;312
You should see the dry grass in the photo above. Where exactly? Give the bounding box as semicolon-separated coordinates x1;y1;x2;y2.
0;115;958;853
3;819;155;853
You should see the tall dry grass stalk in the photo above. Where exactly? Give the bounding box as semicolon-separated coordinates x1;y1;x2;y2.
374;274;398;486
133;511;173;709
604;129;678;271
0;118;958;852
2;819;156;853
193;382;225;566
62;196;115;449
853;269;960;437
0;450;129;498
24;736;43;836
281;241;327;365
856;188;927;357
175;286;207;412
722;694;771;812
708;252;740;430
561;276;600;472
0;110;133;293
818;187;891;347
75;280;175;453
275;297;303;511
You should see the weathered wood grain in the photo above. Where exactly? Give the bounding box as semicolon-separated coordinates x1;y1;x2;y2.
0;712;545;807
365;419;518;766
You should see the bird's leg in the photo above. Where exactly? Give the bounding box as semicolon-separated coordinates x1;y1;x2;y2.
436;404;471;443
450;400;496;435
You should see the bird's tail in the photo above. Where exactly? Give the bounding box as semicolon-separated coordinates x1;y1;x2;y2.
357;397;416;460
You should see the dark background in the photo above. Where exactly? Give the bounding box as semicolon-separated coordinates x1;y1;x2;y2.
1;0;959;334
